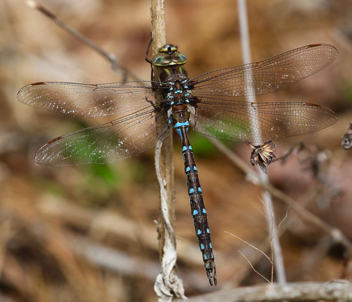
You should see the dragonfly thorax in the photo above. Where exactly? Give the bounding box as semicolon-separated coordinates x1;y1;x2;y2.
166;79;193;105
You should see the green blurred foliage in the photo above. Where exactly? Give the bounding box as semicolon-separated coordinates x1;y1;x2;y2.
187;132;219;157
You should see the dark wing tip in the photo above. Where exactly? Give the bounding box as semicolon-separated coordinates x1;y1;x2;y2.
31;82;46;86
307;43;323;48
304;102;322;107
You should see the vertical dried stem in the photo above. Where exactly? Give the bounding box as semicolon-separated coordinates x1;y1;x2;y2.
237;0;286;285
150;0;185;300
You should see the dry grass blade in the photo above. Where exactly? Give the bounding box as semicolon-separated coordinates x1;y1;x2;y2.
225;231;272;263
237;250;271;284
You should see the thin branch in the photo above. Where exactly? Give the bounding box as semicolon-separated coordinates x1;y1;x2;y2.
237;0;286;284
257;196;275;283
26;0;141;82
184;281;352;302
154;140;185;300
150;0;184;300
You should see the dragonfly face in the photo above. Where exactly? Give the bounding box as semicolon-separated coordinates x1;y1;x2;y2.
17;42;339;286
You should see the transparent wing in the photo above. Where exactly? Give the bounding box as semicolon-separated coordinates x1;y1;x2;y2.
35;106;170;166
192;44;338;97
193;97;337;144
17;81;164;117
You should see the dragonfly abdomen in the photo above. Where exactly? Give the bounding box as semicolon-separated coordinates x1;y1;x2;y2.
172;116;217;286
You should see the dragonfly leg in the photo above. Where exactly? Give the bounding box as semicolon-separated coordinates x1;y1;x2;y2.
145;33;153;65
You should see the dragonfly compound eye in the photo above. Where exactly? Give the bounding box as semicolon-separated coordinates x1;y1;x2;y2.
159;44;178;54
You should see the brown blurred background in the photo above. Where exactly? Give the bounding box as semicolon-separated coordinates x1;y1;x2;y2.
1;0;352;301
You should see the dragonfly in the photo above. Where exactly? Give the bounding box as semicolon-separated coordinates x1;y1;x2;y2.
17;43;338;286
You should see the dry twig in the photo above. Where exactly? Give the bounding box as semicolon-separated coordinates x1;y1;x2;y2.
184;281;352;302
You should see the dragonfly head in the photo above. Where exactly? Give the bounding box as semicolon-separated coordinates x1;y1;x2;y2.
153;44;187;67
